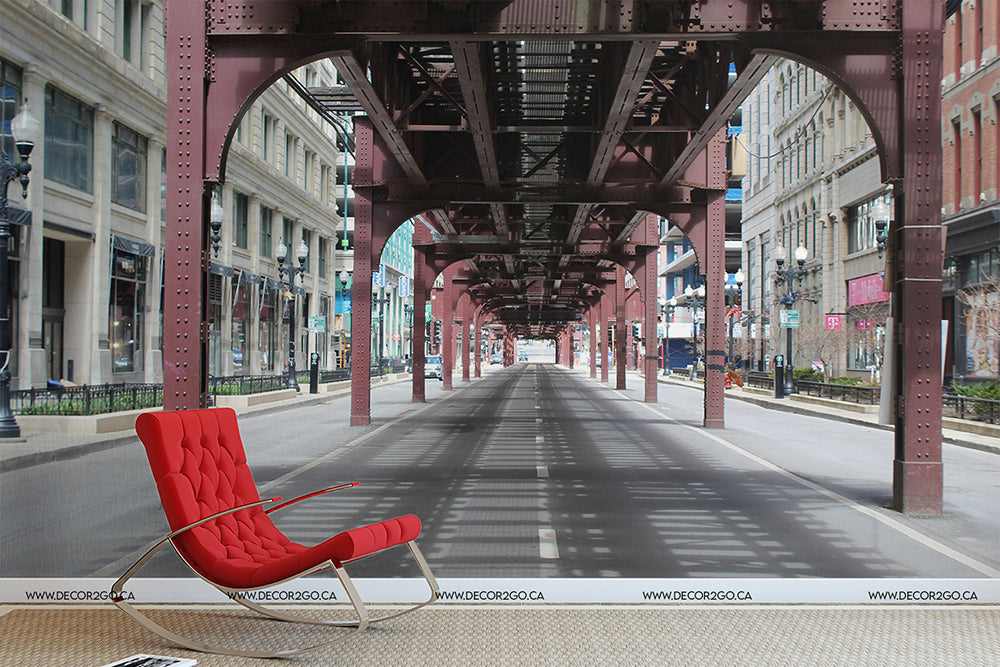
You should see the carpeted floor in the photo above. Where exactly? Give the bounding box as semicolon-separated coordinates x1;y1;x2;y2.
2;605;998;666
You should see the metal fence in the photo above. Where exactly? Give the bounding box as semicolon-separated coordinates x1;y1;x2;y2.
12;383;164;416
209;374;288;397
943;393;1000;425
796;379;880;405
743;372;773;390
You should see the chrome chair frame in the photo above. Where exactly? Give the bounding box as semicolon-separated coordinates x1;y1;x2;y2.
111;482;439;659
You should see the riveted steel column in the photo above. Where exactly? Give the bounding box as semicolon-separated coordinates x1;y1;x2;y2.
163;2;209;411
588;304;597;378
461;291;471;382
567;327;575;369
503;328;514;366
349;119;375;425
600;294;610;383
642;249;658;403
703;132;728;429
893;2;944;515
615;266;627;390
442;267;455;390
474;306;483;378
411;224;430;403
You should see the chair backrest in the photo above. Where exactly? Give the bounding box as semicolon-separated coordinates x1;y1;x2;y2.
135;408;293;583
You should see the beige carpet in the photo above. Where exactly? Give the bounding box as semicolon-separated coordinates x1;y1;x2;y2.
2;605;998;666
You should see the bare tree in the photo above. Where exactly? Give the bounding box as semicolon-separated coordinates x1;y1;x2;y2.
957;272;1000;379
793;316;851;382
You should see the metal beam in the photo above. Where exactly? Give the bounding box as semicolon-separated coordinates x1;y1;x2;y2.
327;51;429;186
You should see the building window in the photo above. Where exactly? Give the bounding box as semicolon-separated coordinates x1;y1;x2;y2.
233;191;249;248
110;248;146;373
231;272;251;374
847;194;892;254
952;118;962;209
262;112;274;162
301;228;312;272
1;60;23;157
282;216;294;246
285;133;297;179
259;282;278;372
304;149;315;192
45;85;94;192
318;236;327;279
112;122;147;212
259;205;273;257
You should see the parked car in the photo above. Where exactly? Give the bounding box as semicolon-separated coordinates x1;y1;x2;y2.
518;351;528;361
490;352;502;364
425;354;444;379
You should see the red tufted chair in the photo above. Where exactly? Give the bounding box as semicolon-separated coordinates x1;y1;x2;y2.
112;408;438;658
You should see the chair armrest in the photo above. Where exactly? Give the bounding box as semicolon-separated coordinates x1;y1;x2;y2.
265;482;359;515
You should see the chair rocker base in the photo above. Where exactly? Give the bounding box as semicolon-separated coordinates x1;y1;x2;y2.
112;540;439;659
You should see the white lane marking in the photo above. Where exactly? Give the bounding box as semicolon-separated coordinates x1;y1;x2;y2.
635;400;1000;578
536;465;549;478
535;435;544;444
538;528;559;559
536;418;543;424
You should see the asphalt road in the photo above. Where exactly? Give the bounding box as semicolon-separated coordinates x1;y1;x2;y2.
2;362;997;580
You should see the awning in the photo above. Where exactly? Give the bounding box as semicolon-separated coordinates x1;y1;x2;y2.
209;262;234;277
243;272;263;284
112;234;155;257
6;204;31;227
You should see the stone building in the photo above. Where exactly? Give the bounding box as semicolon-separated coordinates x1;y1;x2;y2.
1;0;352;388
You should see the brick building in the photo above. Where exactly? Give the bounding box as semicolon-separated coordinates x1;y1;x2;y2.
942;0;1000;383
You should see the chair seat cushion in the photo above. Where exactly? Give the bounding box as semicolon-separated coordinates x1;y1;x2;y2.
180;514;421;590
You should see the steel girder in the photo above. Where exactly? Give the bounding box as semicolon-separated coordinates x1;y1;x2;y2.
166;0;943;513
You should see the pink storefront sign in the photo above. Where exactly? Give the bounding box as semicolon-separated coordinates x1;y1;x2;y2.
825;315;842;331
848;273;891;307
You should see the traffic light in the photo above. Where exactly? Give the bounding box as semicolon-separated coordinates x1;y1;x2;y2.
632;322;642;340
425;319;432;338
433;320;441;342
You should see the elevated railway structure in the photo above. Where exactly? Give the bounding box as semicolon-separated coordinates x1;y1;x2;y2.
163;1;944;513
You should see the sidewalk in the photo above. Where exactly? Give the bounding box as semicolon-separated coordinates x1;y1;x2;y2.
0;374;414;473
653;372;1000;456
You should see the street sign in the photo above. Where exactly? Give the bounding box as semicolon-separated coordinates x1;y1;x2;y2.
779;309;800;328
308;315;327;333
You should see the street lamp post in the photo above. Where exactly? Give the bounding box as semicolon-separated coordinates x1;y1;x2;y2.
403;303;414;362
0;102;40;438
725;269;745;369
774;245;808;397
658;297;676;376
276;240;308;390
338;270;352;371
683;284;706;381
372;291;390;375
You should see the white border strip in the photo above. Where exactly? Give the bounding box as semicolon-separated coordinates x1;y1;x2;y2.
3;577;998;605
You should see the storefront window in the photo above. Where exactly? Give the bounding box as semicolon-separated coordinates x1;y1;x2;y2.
258;280;278;372
231;272;251;374
110;248;146;373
